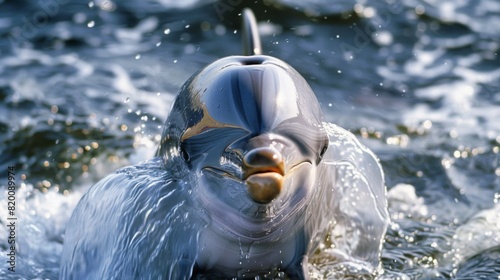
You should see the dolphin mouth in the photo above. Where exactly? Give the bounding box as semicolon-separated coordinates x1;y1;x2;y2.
243;165;284;180
202;166;241;181
202;160;311;204
202;160;309;178
242;158;285;204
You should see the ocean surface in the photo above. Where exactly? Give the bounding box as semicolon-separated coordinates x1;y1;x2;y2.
0;0;499;279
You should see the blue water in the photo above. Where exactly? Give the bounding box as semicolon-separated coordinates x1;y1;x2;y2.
0;0;499;279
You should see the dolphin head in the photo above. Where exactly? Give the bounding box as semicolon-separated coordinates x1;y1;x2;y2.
160;55;328;229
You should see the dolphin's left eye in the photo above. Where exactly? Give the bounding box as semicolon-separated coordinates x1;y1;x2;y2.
317;143;328;163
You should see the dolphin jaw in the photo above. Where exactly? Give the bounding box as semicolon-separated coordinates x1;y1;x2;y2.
196;160;317;241
201;159;312;205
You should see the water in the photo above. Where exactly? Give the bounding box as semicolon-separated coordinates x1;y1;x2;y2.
0;0;499;279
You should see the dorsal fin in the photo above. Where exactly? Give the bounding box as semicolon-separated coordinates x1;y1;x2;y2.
242;8;262;56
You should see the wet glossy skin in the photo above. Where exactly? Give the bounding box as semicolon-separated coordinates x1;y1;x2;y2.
159;55;329;277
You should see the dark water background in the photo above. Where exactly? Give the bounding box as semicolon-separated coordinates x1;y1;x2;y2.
0;0;499;279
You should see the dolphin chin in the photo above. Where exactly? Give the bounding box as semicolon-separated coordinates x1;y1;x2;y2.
245;172;283;204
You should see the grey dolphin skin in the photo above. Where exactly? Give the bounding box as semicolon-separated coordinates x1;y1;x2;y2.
60;9;389;279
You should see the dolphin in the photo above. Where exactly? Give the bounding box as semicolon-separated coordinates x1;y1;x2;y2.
60;8;389;279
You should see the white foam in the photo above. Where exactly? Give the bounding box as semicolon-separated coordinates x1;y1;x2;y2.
0;183;83;278
387;183;428;219
451;203;500;262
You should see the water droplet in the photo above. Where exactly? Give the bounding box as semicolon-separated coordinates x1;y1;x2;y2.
173;60;177;63
164;28;171;35
87;20;95;28
215;25;226;36
88;1;94;8
415;4;425;15
135;54;141;60
156;42;161;47
422;120;432;129
185;24;190;29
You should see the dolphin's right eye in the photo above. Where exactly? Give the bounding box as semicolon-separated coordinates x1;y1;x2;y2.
180;147;190;162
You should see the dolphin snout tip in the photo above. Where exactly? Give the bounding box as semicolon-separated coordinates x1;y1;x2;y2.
243;147;285;178
243;147;285;204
